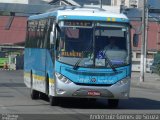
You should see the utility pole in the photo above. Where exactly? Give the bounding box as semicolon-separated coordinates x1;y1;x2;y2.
140;0;146;82
100;0;102;8
144;0;149;73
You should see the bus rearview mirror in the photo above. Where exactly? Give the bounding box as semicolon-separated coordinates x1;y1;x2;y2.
133;34;139;47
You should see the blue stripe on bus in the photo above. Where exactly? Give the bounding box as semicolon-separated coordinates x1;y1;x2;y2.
24;48;131;85
24;48;55;80
55;61;131;85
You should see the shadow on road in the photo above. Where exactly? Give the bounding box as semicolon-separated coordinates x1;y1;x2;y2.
0;83;26;87
55;97;160;110
119;97;160;110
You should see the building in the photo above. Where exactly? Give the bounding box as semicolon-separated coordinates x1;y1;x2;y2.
128;0;160;9
28;0;52;5
48;0;144;13
0;16;27;45
49;0;141;8
0;0;54;69
0;1;53;51
125;8;160;72
0;0;160;71
0;0;53;4
0;0;28;4
0;1;54;45
49;0;122;13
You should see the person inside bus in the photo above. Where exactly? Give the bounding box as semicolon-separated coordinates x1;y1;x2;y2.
103;38;119;51
97;38;120;59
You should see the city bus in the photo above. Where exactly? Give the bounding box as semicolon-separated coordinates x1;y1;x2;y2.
24;6;136;108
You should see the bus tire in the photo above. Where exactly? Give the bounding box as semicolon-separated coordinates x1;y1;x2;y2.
31;88;39;100
108;99;119;108
49;96;58;106
46;74;49;95
30;72;39;100
88;98;97;102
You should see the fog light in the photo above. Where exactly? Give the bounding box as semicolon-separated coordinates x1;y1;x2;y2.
121;92;128;97
55;72;72;84
116;77;130;86
56;88;66;94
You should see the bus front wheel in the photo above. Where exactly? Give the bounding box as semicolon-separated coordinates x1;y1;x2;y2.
49;96;58;106
31;88;39;100
108;99;119;108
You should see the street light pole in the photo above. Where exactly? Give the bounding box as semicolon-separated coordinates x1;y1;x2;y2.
140;0;146;82
144;0;149;73
100;0;102;8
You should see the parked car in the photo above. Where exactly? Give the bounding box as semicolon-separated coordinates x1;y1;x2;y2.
150;59;160;74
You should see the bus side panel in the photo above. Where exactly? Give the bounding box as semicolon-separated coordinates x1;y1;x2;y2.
24;48;46;93
24;48;32;88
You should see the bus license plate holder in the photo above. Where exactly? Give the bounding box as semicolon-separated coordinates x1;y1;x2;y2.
88;91;100;96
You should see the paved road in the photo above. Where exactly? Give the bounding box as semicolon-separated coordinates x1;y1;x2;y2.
0;70;160;120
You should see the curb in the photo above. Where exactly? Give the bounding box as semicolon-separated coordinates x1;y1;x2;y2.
0;68;14;71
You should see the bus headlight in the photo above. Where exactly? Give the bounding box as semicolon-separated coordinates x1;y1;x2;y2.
116;77;130;86
55;72;72;84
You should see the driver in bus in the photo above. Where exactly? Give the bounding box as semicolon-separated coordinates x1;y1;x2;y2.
97;38;119;59
103;39;119;51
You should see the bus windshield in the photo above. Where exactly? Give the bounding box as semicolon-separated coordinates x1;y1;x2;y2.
57;21;130;68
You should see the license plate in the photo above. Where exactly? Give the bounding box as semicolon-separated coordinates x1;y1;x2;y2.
88;91;100;96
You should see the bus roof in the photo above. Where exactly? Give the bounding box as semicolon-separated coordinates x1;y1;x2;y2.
28;7;129;23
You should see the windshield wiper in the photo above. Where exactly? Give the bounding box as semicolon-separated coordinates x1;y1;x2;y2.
73;50;92;70
73;49;117;72
106;56;117;73
73;48;117;72
73;41;93;70
103;51;117;73
73;53;84;70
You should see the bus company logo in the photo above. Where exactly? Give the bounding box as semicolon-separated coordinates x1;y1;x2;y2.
90;78;96;83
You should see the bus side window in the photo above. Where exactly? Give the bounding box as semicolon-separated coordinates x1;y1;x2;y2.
27;21;38;48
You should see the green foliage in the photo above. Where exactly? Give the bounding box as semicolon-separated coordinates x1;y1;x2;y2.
0;58;8;67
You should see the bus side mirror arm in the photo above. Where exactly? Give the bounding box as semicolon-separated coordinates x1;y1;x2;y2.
50;23;61;45
50;31;55;44
131;23;141;47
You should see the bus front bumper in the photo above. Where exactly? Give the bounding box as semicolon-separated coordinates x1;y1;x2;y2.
54;77;131;99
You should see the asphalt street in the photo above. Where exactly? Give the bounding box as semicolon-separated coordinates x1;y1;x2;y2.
0;70;160;120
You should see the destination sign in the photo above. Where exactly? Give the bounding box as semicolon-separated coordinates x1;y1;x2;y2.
61;51;82;57
64;21;92;27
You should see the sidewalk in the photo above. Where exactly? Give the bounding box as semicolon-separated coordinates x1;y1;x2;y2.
131;72;160;90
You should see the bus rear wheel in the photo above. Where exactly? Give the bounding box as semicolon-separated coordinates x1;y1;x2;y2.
30;73;39;100
108;99;119;108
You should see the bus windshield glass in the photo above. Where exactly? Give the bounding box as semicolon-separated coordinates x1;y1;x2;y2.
57;21;130;68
